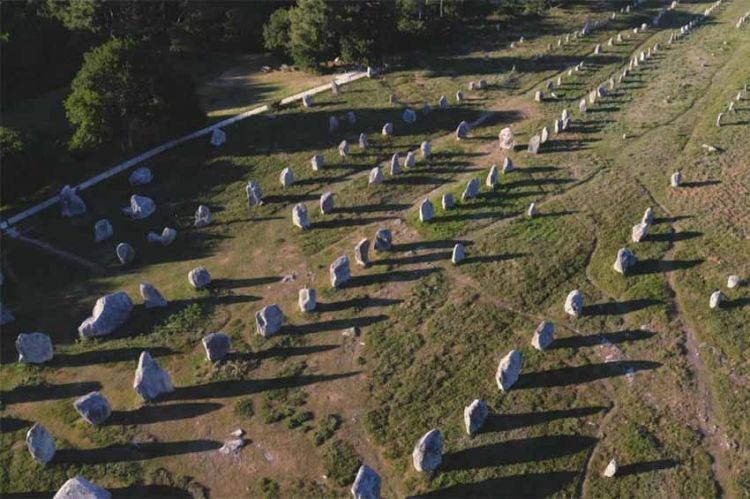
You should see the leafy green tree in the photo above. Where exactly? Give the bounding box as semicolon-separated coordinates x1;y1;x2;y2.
263;8;292;56
288;0;335;69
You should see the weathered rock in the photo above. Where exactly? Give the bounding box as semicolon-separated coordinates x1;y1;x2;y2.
502;157;514;174
280;167;294;187
597;86;608;98
498;127;516;150
462;178;480;201
128;167;153;186
302;94;314;108
338;140;349;157
412;429;443;472
298;288;317;313
452;243;466;264
26;423;55;464
74;391;112;425
727;275;742;289
202;332;231;362
355;239;370;267
455;120;469;140
94;219;113;243
420;141;432;158
405;151;416;168
670;171;682;187
115;243;135;265
442;193;455;210
320;192;335;214
140;283;167;309
52;475;112;499
60;185;87;217
16;332;53;364
541;127;550;143
603;459;618;478
456;90;464;103
246;181;263;207
496;349;523;391
438;95;448;108
256;304;285;337
330;255;351;288
594;43;602;54
311;154;325;171
147;227;177;246
642;207;654;225
359;133;369;150
374;229;392;251
531;320;555;350
369;167;384;184
534;91;544;102
329;116;340;132
402;108;417;124
195;205;212;227
389;153;401;175
188;266;211;289
382;122;393;136
463;399;489;436
554;119;563;134
468;80;477;91
122;194;155;219
527;202;539;217
527;135;541;154
78;292;133;337
133;351;174;401
564;289;584;318
292;203;310;229
419;199;434;223
561;109;570;121
351;464;381;499
631;223;649;243
709;290;725;309
210;128;226;147
1;303;16;325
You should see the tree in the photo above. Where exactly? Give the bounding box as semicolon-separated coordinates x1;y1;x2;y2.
263;8;292;56
288;0;335;69
64;38;205;153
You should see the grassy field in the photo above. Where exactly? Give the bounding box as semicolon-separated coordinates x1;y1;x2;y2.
2;0;750;497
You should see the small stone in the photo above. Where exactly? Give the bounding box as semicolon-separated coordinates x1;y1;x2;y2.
412;429;443;472
382;122;393;136
632;223;649;243
442;193;455;210
603;459;618;478
195;205;211;227
246;181;263;207
26;423;55;464
527;203;538;217
133;351;174;401
670;171;682;187
311;154;325;171
531;320;555;350
330;255;351;288
535;91;544;102
202;332;231;362
452;243;466;264
115;243;135;265
709;290;725;309
716;112;723;127
374;229;392;251
419;199;434;223
330;80;340;95
302;94;314;108
320;192;335;214
128;167;153;186
462;179;480;201
351;464;381;499
230;428;245;438
369;167;384;184
280;167;294;187
16;332;54;364
496;350;523;391
140;283;167;308
438;95;448;108
389;153;401;175
122;194;155;219
389;93;397;105
564;289;584;318
293;203;310;229
94;219;113;243
256;304;285;337
727;275;742;289
486;165;498;187
188;267;212;289
211;128;226;147
74;391;112;425
464;399;489;436
78;292;134;337
355;239;370;267
299;288;317;312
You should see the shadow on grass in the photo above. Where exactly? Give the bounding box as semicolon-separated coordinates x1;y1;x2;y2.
316;297;403;312
584;299;662;316
246;344;339;361
643;231;702;243
312;215;398;230
212;276;281;288
0;416;32;433
392;240;472;252
346;267;441;288
515;360;660;389
680;180;721;188
288;315;389;335
52;346;175;368
481;406;607;433
334;203;411;214
2;381;102;405
616;459;680;477
549;330;655;350
412;470;579;498
463;252;527;264
54;439;221;464
723;298;750;310
372;251;452;266
104;402;223;426
628;259;703;275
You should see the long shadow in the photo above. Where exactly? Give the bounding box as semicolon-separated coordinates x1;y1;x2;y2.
392;240;472;252
413;470;578;498
104;402;223;426
162;371;359;401
584;299;662;316
312;216;397;230
316;297;403;313
724;298;750;310
617;459;680;477
212;276;281;288
482;406;606;433
53;346;175;368
442;435;597;471
334;203;411;214
345;267;440;288
550;330;655;350
244;344;339;360
111;485;193;498
2;381;102;405
0;416;31;433
515;361;660;389
680;180;721;188
628;259;703;275
652;215;693;224
289;315;388;335
372;251;452;266
264;193;320;204
643;231;702;243
386;175;447;186
54;439;221;464
464;252;527;264
534;210;578;218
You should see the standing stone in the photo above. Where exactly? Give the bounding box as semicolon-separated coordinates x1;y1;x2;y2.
452;243;466;264
389;93;397;105
374;229;392;251
546;80;554;90
330;255;351;288
16;332;54;364
462;179;480;201
554;119;564;134
527;202;539;217
140;283;167;309
564;290;584;318
320;192;335;214
293;203;310;229
302;94;314;108
486;164;499;187
642;207;654;225
339;140;349;157
355;239;370;267
727;275;741;289
26;423;55;464
256;304;285;337
133;351;174;401
331;80;340;95
561;109;570;121
246;181;263;207
147;227;177;246
382;122;393;136
423;103;433;114
419;199;435;223
195;205;211;227
442;193;455;210
347;111;357;125
502;157;514;174
464;399;489;436
456;121;470;140
128;167;153;186
468;81;477;91
531;320;555;350
498;127;516;150
631;223;649;243
438;95;448;108
280;167;294;187
541;127;550;143
60;185;87;217
412;429;443;472
122;194;156;219
405;151;416;168
716;113;723;127
456;90;465;103
402;108;417;124
670;171;682;187
1;303;15;326
359;133;369;150
298;288;317;313
329;116;340;132
496;350;523;391
603;459;618;478
369;167;384;184
527;135;541;154
389;153;401;175
78;292;134;337
188;266;211;289
709;290;725;309
210;128;226;146
94;219;113;243
202;332;231;362
351;464;381;499
311;154;325;171
74;391;112;425
594;43;602;54
54;476;111;499
535;91;544;102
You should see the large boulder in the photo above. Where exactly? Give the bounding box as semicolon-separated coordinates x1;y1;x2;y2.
564;289;584;318
329;116;340;132
78;292;133;337
603;459;618;478
133;351;174;401
531;320;555;350
727;275;742;289
498;127;516;150
642;207;654;225
330;255;351;288
202;332;231;362
613;248;637;274
16;332;53;364
527;135;541;154
359;133;369;150
438;95;448;108
60;185;86;217
382;122;393;136
122;195;155;219
54;476;111;499
374;229;392;251
419;199;434;223
116;242;135;265
302;94;314;108
670;171;682;187
128;167;153;186
320;192;335;214
188;267;211;289
0;303;15;326
351;464;381;499
140;283;167;309
338;140;349;157
293;203;310;229
94;219;113;243
74;391;112;425
464;399;489;436
355;239;370;267
496;349;523;391
412;429;443;472
26;423;55;464
256;304;285;337
298;288;317;313
541;126;550;143
194;205;212;227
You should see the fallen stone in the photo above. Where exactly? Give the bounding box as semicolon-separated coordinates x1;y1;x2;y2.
603;459;618;478
16;332;53;364
709;290;725;309
528;135;541;154
419;199;434;223
496;349;523;391
74;391;112;425
60;185;87;217
462;178;480;201
94;219;113;243
330;255;351;288
359;133;369;150
464;399;489;436
564;289;584;318
631;223;649;243
382;122;393;136
311;154;325;171
452;243;466;264
374;229;392;251
420;141;432;158
527;202;538;217
531;320;555;350
256;304;285;337
246;181;263;207
195;205;212;227
351;464;381;499
220;438;247;455
355;239;370;267
338;140;349;157
139;283;167;308
320;192;335;214
390;153;401;175
727;275;742;289
442;193;455;210
133;351;174;401
188;266;211;289
369;167;384;185
498;127;516;150
128;167;153;186
412;429;443;472
122;195;155;219
298;288;317;313
202;332;231;362
78;292;133;337
293;203;310;229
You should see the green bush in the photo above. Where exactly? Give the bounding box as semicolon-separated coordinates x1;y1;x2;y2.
323;440;360;487
234;398;255;419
